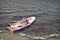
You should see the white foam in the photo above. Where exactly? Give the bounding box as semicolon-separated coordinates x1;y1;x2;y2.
18;33;60;40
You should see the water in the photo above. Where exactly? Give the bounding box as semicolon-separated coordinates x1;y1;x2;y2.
0;0;60;40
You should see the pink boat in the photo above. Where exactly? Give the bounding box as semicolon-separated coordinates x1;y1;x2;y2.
7;17;35;32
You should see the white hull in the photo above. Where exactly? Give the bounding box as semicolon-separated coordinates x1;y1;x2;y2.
7;17;35;32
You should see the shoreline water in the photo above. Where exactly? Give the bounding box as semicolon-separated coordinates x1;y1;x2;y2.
0;0;60;40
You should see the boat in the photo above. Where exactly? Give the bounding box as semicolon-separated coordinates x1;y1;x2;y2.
7;17;35;32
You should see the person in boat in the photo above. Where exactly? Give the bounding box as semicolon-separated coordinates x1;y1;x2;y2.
20;17;28;24
8;17;28;28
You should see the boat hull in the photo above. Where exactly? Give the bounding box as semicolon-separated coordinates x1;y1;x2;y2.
7;17;35;32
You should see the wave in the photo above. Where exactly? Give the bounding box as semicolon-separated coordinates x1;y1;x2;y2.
18;32;60;40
